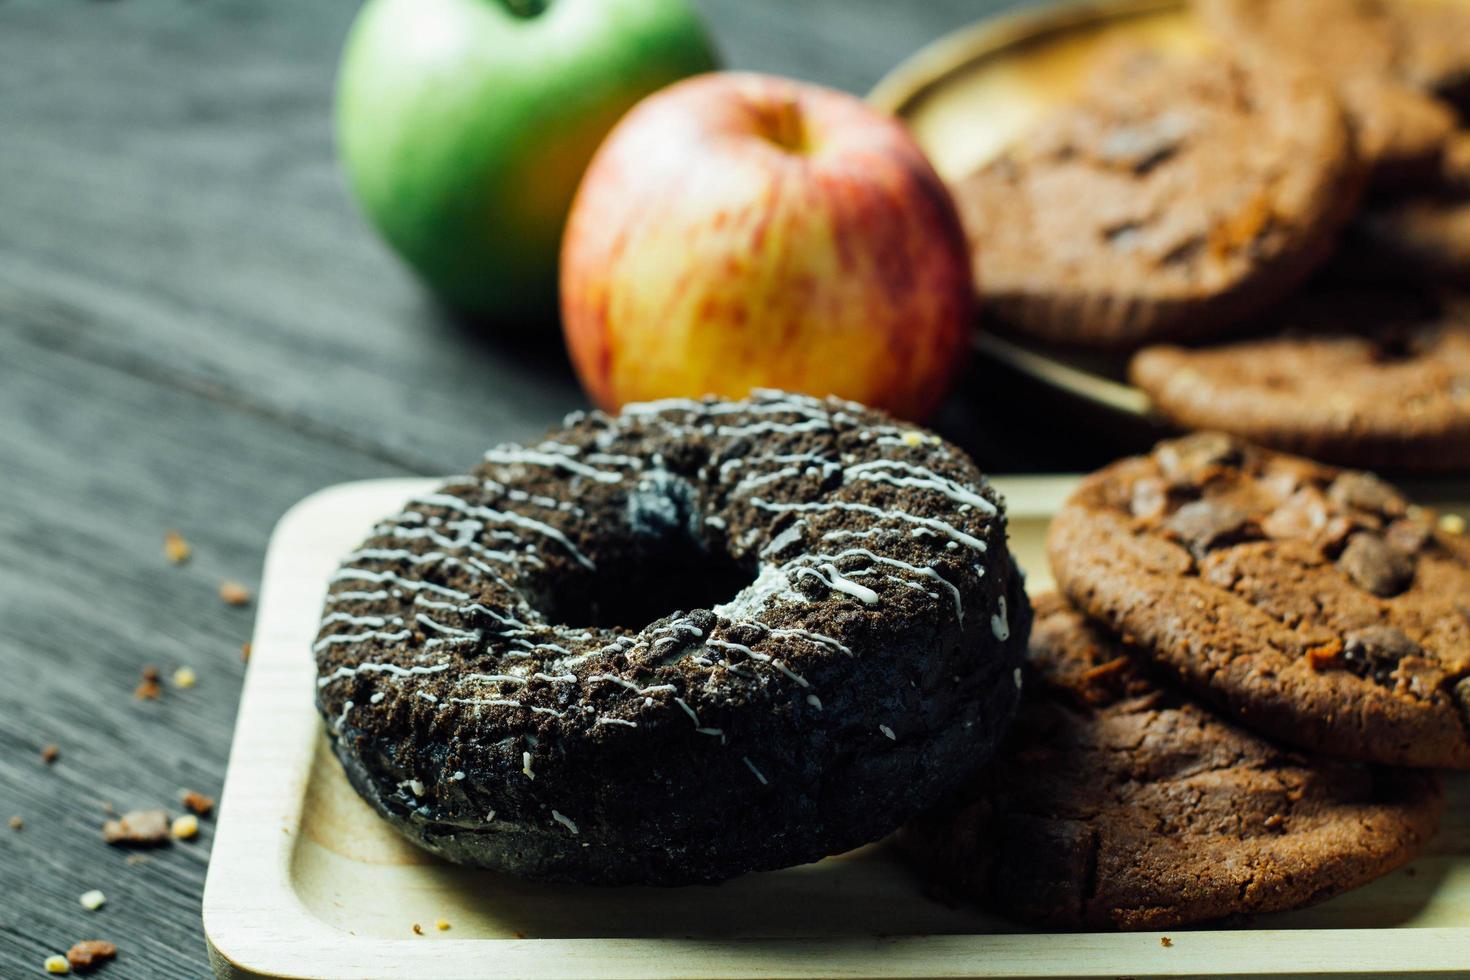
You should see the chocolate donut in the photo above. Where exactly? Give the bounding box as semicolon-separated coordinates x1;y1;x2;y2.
314;391;1030;884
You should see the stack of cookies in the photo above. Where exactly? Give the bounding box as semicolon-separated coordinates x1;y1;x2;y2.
953;0;1470;471
902;432;1465;929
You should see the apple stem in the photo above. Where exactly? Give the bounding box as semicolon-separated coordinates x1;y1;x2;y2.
763;97;808;154
500;0;549;18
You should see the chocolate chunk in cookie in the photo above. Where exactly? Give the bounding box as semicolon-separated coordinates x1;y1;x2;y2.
1130;290;1470;472
951;46;1361;350
900;595;1442;930
1049;434;1470;767
1338;533;1415;596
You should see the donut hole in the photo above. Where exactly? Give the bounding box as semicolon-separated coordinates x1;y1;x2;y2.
548;545;752;631
542;473;755;630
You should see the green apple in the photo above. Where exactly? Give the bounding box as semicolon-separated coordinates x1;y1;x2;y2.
336;0;717;324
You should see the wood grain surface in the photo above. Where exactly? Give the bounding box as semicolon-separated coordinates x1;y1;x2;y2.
0;1;1069;976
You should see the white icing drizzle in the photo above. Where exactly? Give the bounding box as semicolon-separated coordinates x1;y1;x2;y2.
742;757;769;785
318;661;450;688
800;546;963;620
375;522;545;570
715;418;830;438
879;725;897;741
770;659;811;688
674;698;701;725
844;459;997;515
472;480;583;516
463;673;527;686
522;752;535;780
793;564;880;605
551;809;580;835
761;626;853;658
705;638;756;658
991;595;1010;642
328;567;471;601
412;492;595;570
448;697;523;709
485;448;628;484
312;628;413;653
594;716;638;728
532;672;577;684
587;674;676;696
321;613;403;629
750;498;987;552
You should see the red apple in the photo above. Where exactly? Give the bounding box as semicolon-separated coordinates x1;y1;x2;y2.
560;71;973;421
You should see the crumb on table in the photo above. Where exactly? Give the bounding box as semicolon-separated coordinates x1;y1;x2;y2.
163;530;191;564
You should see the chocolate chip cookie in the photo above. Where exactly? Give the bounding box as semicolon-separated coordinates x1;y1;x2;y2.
1048;433;1470;768
952;46;1360;350
1196;0;1458;185
900;595;1442;930
1130;290;1470;471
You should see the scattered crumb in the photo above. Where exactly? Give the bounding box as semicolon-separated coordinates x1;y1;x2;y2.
512;930;527;940
134;666;162;701
180;790;214;817
123;854;150;867
1305;638;1344;671
66;940;117;972
43;953;70;974
163;530;191;564
8;815;22;830
411;923;424;936
218;580;252;606
102;809;171;848
434;919;450;932
101;802;115;815
1264;813;1284;830
41;744;60;765
240;642;252;663
79;890;106;911
1441;513;1466;535
172;666;197;690
171;814;199;840
1160;936;1173;948
1080;655;1129;688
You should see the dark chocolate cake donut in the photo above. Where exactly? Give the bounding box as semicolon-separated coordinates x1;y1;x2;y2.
314;391;1030;885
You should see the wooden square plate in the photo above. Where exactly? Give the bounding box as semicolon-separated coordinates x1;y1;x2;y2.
203;477;1470;979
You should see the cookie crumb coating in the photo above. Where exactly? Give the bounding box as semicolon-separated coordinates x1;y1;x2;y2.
315;391;1030;884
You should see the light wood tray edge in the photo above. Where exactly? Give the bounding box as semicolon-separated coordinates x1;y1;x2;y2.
202;478;1470;980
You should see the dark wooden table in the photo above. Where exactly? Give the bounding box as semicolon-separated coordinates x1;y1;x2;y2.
0;1;1068;975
